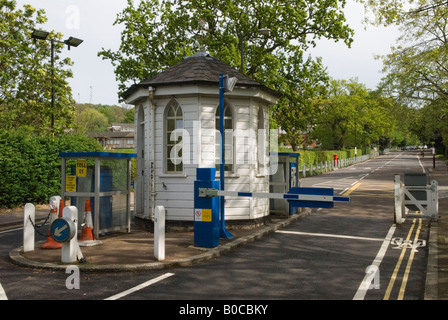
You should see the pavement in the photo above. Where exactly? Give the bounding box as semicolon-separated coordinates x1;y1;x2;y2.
3;204;312;272
423;154;448;300
2;151;448;299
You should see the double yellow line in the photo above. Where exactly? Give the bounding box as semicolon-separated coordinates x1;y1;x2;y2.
383;217;423;300
343;182;423;299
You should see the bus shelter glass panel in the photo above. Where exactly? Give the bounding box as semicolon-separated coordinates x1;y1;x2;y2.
59;152;136;239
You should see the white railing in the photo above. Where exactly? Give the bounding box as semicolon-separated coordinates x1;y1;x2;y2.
300;152;380;178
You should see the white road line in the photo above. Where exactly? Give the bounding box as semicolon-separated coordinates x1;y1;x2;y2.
417;154;425;173
276;230;385;242
353;225;396;300
0;227;23;234
104;273;175;300
0;282;8;300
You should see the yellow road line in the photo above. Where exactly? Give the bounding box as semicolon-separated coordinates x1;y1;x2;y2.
383;219;415;300
398;218;422;300
349;192;394;198
343;182;362;196
383;218;417;300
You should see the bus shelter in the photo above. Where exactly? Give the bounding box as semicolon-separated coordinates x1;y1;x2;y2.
269;152;300;215
59;152;136;239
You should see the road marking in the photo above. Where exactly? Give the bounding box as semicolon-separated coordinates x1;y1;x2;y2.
348;192;394;199
417;154;425;173
0;282;7;300
398;219;422;299
0;227;24;234
104;273;175;300
276;230;385;242
341;182;361;196
383;218;421;300
353;225;396;300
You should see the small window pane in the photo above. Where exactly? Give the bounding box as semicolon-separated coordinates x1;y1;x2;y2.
165;102;183;173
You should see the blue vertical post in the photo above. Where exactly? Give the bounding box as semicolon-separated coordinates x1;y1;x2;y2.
219;74;234;239
194;168;220;247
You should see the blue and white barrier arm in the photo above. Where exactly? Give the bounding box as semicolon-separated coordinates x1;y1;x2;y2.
199;188;350;203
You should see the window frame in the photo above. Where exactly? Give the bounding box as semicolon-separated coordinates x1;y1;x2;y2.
165;100;184;174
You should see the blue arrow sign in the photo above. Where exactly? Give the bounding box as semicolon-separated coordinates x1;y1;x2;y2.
50;218;76;243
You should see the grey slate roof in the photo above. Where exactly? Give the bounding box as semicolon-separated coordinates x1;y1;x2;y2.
122;51;279;99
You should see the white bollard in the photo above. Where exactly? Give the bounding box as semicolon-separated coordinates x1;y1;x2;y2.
394;174;404;224
154;205;165;261
61;206;84;264
23;203;35;252
49;196;61;223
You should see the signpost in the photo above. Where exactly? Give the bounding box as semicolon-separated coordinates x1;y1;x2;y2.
50;217;76;243
51;206;84;263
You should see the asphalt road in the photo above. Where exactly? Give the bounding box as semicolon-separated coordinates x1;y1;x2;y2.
0;151;430;305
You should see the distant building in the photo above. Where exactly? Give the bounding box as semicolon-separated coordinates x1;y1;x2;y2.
89;123;135;150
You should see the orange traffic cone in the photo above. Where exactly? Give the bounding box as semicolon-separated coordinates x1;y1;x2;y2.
80;200;94;241
58;199;65;218
79;200;101;246
41;201;62;249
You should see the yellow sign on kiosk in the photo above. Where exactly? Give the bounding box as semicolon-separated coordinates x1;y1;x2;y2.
76;160;87;177
66;175;76;192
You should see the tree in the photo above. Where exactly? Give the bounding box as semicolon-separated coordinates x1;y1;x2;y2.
311;79;401;150
0;0;75;134
362;0;448;153
73;107;109;134
411;99;448;153
363;0;448;107
123;107;135;123
99;0;354;142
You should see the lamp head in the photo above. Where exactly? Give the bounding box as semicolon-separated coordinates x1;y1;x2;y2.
31;29;50;41
64;37;83;50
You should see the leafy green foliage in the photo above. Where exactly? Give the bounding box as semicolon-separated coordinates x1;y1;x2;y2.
98;0;354;146
362;0;448;152
0;129;103;208
0;0;76;134
72;103;135;134
311;79;409;150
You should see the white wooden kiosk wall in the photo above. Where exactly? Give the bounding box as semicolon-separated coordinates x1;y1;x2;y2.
132;88;276;223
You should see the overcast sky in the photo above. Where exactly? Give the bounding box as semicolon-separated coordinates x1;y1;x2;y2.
16;0;400;106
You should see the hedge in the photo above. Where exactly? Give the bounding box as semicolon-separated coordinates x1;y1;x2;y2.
279;148;372;167
0;129;103;208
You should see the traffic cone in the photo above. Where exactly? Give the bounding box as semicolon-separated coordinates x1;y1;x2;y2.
80;200;94;241
79;200;101;246
41;200;62;249
58;199;64;218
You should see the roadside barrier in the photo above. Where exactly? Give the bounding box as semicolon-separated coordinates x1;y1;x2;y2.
194;168;350;248
394;173;438;224
300;152;380;178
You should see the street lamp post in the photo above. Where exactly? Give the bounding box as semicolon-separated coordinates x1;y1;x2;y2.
31;30;83;133
239;28;271;74
218;74;237;239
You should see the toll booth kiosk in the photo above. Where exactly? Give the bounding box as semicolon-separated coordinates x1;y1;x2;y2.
269;152;300;215
59;152;136;239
